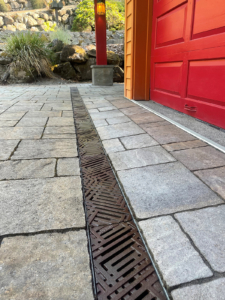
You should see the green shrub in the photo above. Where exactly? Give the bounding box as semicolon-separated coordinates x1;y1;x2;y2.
72;0;125;31
0;0;8;12
49;26;72;44
30;0;45;9
6;32;53;78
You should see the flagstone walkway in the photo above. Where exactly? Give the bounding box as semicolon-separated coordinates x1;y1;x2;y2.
0;83;225;300
0;85;93;300
78;84;225;300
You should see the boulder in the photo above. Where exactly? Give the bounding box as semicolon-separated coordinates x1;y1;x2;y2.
14;14;24;23
11;2;20;9
62;14;69;24
0;16;4;27
52;62;78;80
9;65;36;83
58;9;67;16
14;22;27;31
5;24;16;31
0;52;12;65
51;39;64;52
4;16;14;25
27;16;38;27
40;13;49;21
107;51;120;65
60;45;88;63
37;18;44;25
73;57;96;81
30;27;39;31
86;44;96;57
0;64;7;81
32;13;40;19
113;66;124;82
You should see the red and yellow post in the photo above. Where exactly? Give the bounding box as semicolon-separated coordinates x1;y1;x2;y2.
94;0;107;65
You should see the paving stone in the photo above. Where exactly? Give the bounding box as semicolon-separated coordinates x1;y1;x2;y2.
0;177;85;235
172;278;225;300
110;99;136;109
97;122;144;140
7;105;43;112
102;139;125;153
175;206;225;272
90;110;124;120
139;216;212;287
0;231;94;300
93;119;108;127
129;112;163;124
0;120;18;127
12;139;77;159
106;116;131;125
144;124;196;144
194;167;225;199
120;134;158;149
42;104;72;111
26;111;62;117
98;106;117;112
43;126;76;139
86;101;111;109
0;159;55;180
117;162;222;218
57;158;80;176
0;127;43;139
173;146;225;171
17;117;48;127
62;111;73;117
0;112;26;120
105;96;125;100
140;121;170;130
88;109;99;113
47;117;74;127
109;146;175;171
163;139;207;152
0;140;20;160
120;106;147;116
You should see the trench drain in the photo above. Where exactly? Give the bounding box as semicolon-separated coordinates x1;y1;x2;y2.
71;88;167;300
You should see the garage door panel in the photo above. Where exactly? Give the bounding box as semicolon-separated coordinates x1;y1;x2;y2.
193;0;225;39
154;62;183;95
156;0;187;17
156;4;187;47
187;59;225;106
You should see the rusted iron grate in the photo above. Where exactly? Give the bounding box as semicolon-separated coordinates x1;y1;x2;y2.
71;88;167;300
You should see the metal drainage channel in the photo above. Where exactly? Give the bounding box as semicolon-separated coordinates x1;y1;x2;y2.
71;88;167;300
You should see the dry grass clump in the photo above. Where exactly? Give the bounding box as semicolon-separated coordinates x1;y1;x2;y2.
6;32;53;78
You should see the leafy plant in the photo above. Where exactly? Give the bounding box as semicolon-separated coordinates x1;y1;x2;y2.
106;1;125;30
6;32;53;78
72;0;125;31
72;0;95;31
0;0;8;12
30;0;49;9
43;21;57;32
49;26;72;44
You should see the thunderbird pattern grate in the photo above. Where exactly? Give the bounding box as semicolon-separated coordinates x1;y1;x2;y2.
71;88;167;300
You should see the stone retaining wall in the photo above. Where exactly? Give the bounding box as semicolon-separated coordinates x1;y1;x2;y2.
0;29;124;47
2;0;79;12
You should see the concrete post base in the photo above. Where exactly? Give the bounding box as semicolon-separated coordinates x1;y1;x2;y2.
91;65;114;86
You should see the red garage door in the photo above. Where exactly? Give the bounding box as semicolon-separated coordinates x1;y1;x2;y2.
150;0;225;129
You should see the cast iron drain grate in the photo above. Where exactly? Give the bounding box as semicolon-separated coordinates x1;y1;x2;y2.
71;88;167;300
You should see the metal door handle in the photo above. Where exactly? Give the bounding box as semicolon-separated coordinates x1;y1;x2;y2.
184;104;197;112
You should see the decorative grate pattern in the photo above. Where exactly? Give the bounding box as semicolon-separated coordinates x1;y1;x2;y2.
71;88;167;300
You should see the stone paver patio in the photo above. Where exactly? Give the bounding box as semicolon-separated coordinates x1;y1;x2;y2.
0;85;93;300
0;83;225;299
